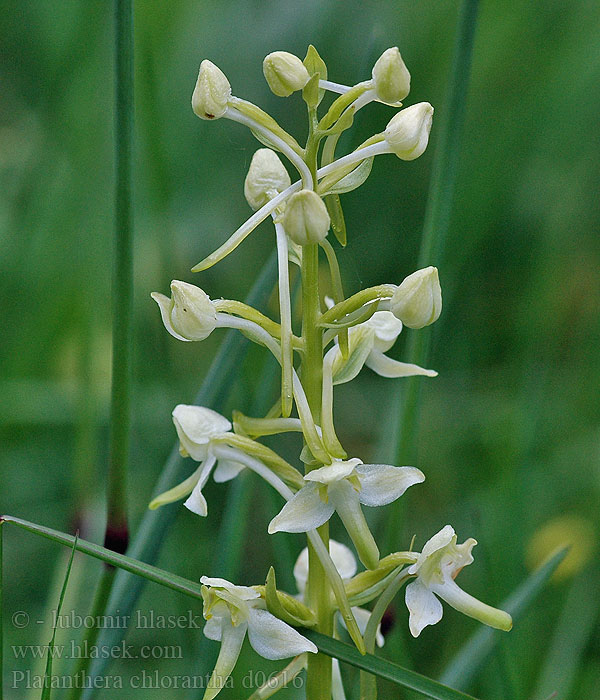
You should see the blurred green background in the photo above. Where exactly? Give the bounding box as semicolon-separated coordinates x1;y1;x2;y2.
2;0;599;698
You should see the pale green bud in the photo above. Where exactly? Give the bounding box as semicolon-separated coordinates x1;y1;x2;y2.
372;47;411;104
283;189;330;245
244;149;291;210
390;266;442;329
263;51;310;97
151;281;217;341
191;60;231;120
384;102;433;160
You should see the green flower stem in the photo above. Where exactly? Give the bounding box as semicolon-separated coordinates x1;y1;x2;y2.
274;222;294;416
320;238;349;358
225;106;312;187
233;413;306;438
215;314;329;462
319;285;397;326
213;299;303;348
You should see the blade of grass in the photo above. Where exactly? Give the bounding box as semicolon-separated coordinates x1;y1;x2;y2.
439;548;568;690
106;0;134;551
530;564;600;700
70;3;135;696
41;535;78;700
301;630;479;700
0;516;206;600
1;522;4;700
386;0;481;548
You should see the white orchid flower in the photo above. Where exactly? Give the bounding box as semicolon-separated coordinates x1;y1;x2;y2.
200;576;317;700
149;404;305;517
269;458;424;569
327;306;438;384
294;541;385;647
149;405;244;516
405;526;513;637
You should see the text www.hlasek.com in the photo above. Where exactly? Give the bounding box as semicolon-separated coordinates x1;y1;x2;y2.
12;641;182;660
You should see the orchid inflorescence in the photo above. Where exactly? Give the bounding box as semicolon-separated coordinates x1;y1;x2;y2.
150;45;511;700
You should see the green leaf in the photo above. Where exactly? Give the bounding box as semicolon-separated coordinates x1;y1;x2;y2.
302;73;321;110
303;44;327;106
324;194;347;247
301;630;479;700
320;157;374;197
262;567;317;628
41;534;78;700
439;547;568;690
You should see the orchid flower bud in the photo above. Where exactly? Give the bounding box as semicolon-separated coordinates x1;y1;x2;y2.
244;148;291;210
263;51;310;97
191;60;232;120
283;189;330;245
384;102;433;160
151;281;217;341
372;47;411;104
390;266;442;329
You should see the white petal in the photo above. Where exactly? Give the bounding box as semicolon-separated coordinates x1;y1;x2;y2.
339;607;385;648
332;658;347;700
365;349;438;378
408;525;455;575
405;580;443;637
356;464;425;507
213;459;246;483
293;547;309;595
246;608;317;660
365;311;403;352
268;483;334;534
151;292;189;342
329;540;358;580
293;540;356;595
200;577;260;601
203;621;247;700
148;464;203;509
184;480;208;516
304;458;361;485
203;616;223;642
172;405;231;462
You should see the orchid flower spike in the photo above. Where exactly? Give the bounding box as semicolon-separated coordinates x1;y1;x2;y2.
405;526;513;637
200;577;317;700
269;458;425;570
149;405;244;516
294;541;385;648
151;281;217;342
328;308;438;383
